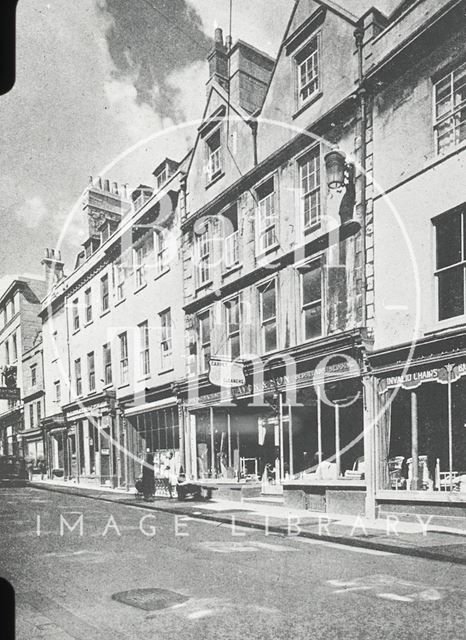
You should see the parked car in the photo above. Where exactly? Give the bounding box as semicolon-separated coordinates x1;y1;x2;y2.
0;455;29;486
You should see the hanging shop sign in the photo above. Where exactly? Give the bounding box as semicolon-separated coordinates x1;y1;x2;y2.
0;387;20;401
379;361;466;393
208;357;246;388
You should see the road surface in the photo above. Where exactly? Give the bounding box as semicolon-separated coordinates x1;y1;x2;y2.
1;486;465;639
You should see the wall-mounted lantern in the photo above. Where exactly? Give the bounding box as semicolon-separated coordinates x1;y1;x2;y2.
324;149;351;190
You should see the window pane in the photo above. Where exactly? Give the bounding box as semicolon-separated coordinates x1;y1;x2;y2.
302;266;321;304
438;266;464;320
304;304;322;339
230;334;240;359
436;212;462;269
261;285;276;321
453;61;466;107
264;323;277;352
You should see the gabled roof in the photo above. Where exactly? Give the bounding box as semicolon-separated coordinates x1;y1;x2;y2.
185;80;254;177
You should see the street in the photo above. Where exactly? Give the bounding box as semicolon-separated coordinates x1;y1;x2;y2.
1;487;465;640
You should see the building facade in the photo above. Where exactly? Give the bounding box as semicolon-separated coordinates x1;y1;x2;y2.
178;2;374;517
0;277;46;457
41;166;187;487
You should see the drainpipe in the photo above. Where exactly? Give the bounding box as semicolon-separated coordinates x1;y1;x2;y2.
250;119;258;166
354;25;367;329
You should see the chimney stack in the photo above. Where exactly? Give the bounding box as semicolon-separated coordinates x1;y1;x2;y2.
207;27;229;94
42;248;64;289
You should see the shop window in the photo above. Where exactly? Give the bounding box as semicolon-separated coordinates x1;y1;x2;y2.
223;204;240;269
225;297;240;359
75;358;82;396
72;298;79;331
195;224;211;287
259;280;277;353
30;364;37;387
434;209;466;320
103;343;112;386
138;321;150;376
119;332;129;385
295;33;320;106
160;308;173;370
206;128;222;183
84;288;92;323
299;146;321;232
87;351;95;391
198;310;211;374
100;274;109;312
256;177;277;254
434;59;466;155
300;260;322;340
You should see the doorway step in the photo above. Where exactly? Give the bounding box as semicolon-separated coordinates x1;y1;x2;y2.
242;495;285;506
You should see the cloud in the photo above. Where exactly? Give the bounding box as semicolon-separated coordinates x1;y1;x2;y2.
97;0;212;122
15;196;48;229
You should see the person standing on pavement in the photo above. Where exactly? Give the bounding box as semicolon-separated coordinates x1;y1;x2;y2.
27;459;34;481
142;449;155;501
38;459;47;480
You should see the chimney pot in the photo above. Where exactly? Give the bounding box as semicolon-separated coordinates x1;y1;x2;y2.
112;181;118;195
97;177;102;189
104;179;110;191
215;27;223;44
226;35;232;50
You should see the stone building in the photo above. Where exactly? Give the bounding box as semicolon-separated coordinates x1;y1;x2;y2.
40;166;187;487
178;1;375;516
0;276;46;456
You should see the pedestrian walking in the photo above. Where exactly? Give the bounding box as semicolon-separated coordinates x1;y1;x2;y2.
141;449;155;501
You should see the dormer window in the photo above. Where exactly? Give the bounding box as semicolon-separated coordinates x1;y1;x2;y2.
206;129;222;182
156;167;168;190
296;34;320;105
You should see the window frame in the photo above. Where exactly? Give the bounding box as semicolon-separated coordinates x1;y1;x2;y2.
75;358;82;396
30;364;37;387
206;127;222;183
295;32;321;107
87;351;96;392
298;145;322;233
299;258;323;342
54;380;61;404
72;298;80;331
159;308;173;370
84;288;93;324
225;296;241;359
258;279;278;354
255;175;278;255
100;274;110;312
119;332;129;385
103;343;112;386
434;208;466;321
433;59;466;156
198;309;212;374
195;223;212;287
138;320;150;377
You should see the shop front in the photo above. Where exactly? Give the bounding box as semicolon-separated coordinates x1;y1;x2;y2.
371;335;466;517
123;396;181;484
181;331;370;514
0;409;23;457
62;392;118;487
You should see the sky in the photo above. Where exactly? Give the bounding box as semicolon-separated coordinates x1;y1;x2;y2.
0;0;402;296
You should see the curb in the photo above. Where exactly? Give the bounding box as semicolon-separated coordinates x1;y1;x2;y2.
30;482;466;566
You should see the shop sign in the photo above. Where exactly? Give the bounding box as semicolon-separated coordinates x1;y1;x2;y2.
380;362;466;393
0;387;20;401
208;358;245;388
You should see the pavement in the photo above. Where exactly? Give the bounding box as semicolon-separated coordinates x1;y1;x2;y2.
2;485;466;639
29;477;466;565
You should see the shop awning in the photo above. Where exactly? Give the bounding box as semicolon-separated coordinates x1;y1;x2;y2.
124;396;178;417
